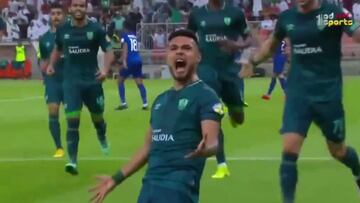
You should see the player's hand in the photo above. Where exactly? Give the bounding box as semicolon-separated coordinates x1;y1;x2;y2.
96;70;107;82
46;65;55;75
89;175;116;203
217;39;240;54
185;139;208;159
239;63;254;78
39;61;48;73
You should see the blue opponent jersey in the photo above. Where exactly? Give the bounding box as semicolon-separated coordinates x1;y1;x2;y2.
275;40;286;56
121;32;141;64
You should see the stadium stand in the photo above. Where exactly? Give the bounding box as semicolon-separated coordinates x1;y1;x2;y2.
0;0;359;79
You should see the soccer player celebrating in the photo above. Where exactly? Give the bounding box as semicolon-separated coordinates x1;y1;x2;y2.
47;0;114;175
89;29;223;203
188;0;250;178
39;3;65;158
262;40;287;100
244;0;360;202
115;21;148;111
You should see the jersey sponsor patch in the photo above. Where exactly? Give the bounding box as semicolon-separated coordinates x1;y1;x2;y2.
212;103;224;115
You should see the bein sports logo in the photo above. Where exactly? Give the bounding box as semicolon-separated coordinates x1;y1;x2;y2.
316;10;353;29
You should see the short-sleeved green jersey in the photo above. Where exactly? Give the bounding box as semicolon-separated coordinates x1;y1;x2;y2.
55;20;111;84
274;3;360;101
144;80;223;194
0;17;6;31
39;30;64;82
188;3;249;68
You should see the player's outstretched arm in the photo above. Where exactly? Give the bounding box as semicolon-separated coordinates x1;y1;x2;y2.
98;49;114;80
39;59;49;73
351;27;360;43
240;35;281;78
186;120;220;158
252;34;280;66
121;43;128;68
89;127;152;203
47;48;61;75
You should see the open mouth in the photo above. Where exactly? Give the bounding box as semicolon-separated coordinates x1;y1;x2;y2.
175;59;186;72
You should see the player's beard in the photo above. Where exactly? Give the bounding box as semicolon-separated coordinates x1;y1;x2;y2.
52;19;61;27
72;10;86;21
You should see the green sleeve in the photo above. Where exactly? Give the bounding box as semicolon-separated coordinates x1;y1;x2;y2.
187;10;197;32
273;16;286;41
98;26;111;52
338;8;360;36
236;11;250;38
0;18;6;31
149;95;160;124
199;87;224;122
55;28;63;52
39;38;48;59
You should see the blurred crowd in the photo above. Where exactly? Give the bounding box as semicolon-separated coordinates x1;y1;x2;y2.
1;0;360;43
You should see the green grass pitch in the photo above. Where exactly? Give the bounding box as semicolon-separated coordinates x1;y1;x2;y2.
0;77;360;203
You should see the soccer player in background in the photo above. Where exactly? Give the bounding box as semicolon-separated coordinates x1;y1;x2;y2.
39;3;65;158
244;0;360;201
0;16;6;41
115;21;148;111
261;40;287;100
188;0;251;178
89;29;223;203
47;0;114;175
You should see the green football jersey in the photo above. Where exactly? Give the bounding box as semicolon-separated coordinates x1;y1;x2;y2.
188;3;249;68
0;17;6;31
55;19;111;84
274;3;360;101
144;80;223;193
39;30;64;82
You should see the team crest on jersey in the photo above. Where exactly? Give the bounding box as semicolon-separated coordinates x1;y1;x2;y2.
87;32;94;40
224;17;231;26
212;103;224;115
286;24;295;31
178;98;189;111
64;34;70;39
200;20;206;27
46;42;50;47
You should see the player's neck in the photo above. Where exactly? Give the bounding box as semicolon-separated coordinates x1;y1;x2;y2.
72;18;87;27
298;0;321;13
174;75;199;90
208;0;225;11
51;26;56;33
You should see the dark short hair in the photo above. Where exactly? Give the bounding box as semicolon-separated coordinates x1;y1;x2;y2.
50;2;64;10
168;29;198;45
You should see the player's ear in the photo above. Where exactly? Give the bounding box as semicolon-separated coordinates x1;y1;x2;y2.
196;47;201;63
